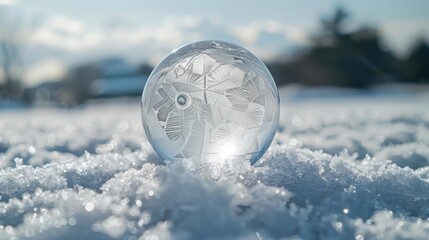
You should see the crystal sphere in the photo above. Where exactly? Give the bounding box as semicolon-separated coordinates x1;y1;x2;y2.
141;40;279;164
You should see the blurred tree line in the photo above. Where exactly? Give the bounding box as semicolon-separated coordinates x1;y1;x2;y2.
267;7;429;88
1;7;429;104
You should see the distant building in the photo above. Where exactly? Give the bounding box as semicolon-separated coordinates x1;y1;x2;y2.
27;58;148;105
89;58;147;98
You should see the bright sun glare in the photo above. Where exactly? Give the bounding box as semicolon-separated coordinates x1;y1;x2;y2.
219;142;237;160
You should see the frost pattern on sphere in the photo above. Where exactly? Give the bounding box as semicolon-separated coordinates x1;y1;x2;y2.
141;41;279;164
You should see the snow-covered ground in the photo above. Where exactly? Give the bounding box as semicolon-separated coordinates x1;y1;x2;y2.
1;86;429;239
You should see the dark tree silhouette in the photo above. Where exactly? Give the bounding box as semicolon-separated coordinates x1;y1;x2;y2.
311;7;398;87
315;6;349;46
267;7;399;88
404;39;429;83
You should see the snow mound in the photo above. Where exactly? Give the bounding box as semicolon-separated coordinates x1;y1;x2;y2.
1;92;429;239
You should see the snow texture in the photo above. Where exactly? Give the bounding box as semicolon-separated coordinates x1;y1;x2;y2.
1;87;429;240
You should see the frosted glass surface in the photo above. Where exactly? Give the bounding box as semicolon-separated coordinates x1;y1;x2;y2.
141;41;279;164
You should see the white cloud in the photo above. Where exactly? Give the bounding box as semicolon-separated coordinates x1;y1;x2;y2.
32;29;102;51
0;0;15;5
164;15;202;29
28;14;307;66
227;20;309;61
32;15;102;51
47;15;85;35
104;16;306;63
31;15;193;53
108;15;204;48
23;59;66;86
229;20;308;46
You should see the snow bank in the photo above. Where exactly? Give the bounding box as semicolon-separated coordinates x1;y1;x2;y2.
1;90;429;239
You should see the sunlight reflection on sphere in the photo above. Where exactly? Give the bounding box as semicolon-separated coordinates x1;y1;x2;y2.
141;41;279;164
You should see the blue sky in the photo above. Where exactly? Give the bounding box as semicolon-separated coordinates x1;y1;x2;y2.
1;0;429;86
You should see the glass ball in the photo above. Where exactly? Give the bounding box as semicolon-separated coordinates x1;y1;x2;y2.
141;40;279;164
